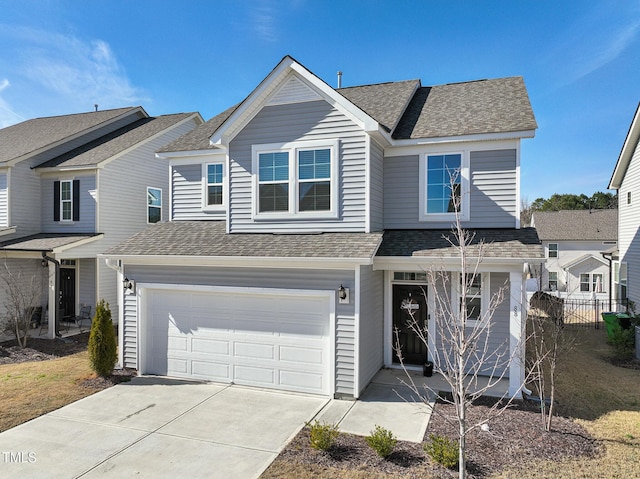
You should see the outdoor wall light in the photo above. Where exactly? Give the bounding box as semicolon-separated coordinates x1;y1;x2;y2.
41;258;48;268
123;277;135;293
338;284;349;304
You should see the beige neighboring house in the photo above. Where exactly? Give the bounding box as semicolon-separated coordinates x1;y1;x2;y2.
531;209;617;300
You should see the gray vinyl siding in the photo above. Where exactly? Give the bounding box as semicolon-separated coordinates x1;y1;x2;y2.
358;265;384;394
78;258;96;313
228;100;367;232
41;175;96;233
0;258;48;321
619;140;640;306
369;139;384;232
9;157;43;237
96;259;117;314
469;150;517;227
121;265;357;396
383;149;517;229
0;173;7;227
123;293;138;368
171;163;225;220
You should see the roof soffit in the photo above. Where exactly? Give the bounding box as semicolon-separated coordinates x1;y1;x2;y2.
209;56;381;146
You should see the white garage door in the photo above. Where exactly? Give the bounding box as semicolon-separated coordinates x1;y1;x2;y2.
144;288;331;395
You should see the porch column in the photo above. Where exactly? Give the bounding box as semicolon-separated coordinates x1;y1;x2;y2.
508;271;525;398
47;263;57;339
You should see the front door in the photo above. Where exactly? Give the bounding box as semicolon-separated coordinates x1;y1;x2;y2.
392;284;428;365
59;268;76;320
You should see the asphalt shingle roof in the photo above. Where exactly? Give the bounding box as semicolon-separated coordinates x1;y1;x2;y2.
377;228;543;260
0;107;140;165
35;113;196;168
105;221;383;259
0;233;101;252
532;210;618;241
337;80;420;133
393;77;537;139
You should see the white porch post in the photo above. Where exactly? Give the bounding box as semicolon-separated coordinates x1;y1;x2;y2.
47;263;56;339
509;271;525;398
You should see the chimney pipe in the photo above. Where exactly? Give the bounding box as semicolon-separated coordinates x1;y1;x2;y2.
94;104;98;112
337;71;342;89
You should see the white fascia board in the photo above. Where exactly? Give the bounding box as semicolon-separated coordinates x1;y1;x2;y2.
0;250;44;259
157;148;225;160
36;166;99;176
7;107;147;167
388;130;536;150
0;227;17;237
99;254;374;269
373;256;531;272
167;151;226;166
609;102;640;189
385;138;521;158
51;234;104;255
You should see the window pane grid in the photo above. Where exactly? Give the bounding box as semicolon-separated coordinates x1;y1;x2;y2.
206;164;224;206
426;154;461;214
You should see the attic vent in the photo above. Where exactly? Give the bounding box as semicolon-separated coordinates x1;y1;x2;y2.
266;76;322;106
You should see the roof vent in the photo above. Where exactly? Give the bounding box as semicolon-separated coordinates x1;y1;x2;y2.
94;104;98;112
337;71;342;89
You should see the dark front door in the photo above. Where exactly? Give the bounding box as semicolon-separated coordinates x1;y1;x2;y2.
392;284;428;365
59;268;76;320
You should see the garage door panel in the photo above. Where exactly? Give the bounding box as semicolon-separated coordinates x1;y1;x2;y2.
146;289;330;395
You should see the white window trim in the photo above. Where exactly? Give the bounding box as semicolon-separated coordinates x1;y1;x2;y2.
418;151;470;222
60;179;73;222
548;271;558;291
202;161;226;211
548;243;558;258
450;272;489;328
147;187;162;224
251;139;339;220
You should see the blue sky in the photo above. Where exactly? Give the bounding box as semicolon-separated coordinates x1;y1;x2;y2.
0;0;638;201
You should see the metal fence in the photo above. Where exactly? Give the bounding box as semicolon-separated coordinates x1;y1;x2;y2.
529;293;630;329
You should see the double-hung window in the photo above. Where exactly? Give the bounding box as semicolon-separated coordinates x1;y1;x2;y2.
579;273;590;292
453;272;487;326
147;187;162;223
61;180;72;221
54;179;80;222
253;140;338;218
419;152;468;221
548;243;558;258
548;271;558;291
206;163;224;207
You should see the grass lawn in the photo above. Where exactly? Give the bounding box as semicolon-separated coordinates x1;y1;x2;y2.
0;351;105;433
262;327;640;478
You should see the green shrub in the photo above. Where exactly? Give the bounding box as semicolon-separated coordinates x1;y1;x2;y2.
424;434;459;469
608;326;636;359
88;300;117;377
365;425;397;458
306;420;339;451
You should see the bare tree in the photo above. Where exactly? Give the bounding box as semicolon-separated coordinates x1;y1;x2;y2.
1;262;43;348
395;179;537;479
520;196;533;227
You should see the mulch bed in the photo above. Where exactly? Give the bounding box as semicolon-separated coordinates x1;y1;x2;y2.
0;331;135;386
269;395;599;478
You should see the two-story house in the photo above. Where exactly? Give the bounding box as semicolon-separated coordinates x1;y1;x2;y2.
531;209;617;300
609;102;640;308
105;56;543;399
0;107;202;338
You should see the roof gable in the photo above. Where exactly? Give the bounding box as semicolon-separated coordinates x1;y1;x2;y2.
0;107;144;165
609;102;640;189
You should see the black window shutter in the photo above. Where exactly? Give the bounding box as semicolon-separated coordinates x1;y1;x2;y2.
53;181;60;221
72;179;80;221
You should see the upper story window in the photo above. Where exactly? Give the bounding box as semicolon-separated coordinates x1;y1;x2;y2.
252;140;338;219
53;179;79;222
419;152;469;221
205;163;225;208
548;243;558;258
147;187;162;224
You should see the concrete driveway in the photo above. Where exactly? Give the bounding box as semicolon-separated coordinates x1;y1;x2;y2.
0;377;328;479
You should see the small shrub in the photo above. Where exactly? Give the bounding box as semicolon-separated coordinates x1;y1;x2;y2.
365;425;397;458
306;420;339;451
424;434;459;469
88;300;117;377
608;326;636;359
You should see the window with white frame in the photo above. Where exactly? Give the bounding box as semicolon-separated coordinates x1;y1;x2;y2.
60;180;72;221
592;273;604;293
205;163;224;207
579;273;590;292
548;271;558;291
147;187;162;223
419;152;468;221
253;140;338;218
548;243;558;258
453;272;486;326
463;274;482;322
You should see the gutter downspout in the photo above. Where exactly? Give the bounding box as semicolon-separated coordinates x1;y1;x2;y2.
42;252;61;338
601;251;613;311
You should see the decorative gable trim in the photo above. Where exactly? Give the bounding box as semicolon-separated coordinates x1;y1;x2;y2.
266;75;322;106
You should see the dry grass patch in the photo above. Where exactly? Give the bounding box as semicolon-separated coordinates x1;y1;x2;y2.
0;351;105;432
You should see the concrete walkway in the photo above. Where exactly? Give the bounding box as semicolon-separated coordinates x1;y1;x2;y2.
0;377;327;479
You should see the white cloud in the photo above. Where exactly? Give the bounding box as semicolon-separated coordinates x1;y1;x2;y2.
0;78;27;127
0;26;147;125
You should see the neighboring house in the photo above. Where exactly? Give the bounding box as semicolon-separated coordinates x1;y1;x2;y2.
531;209;617;300
609;102;640;308
104;56;542;399
0;107;203;337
